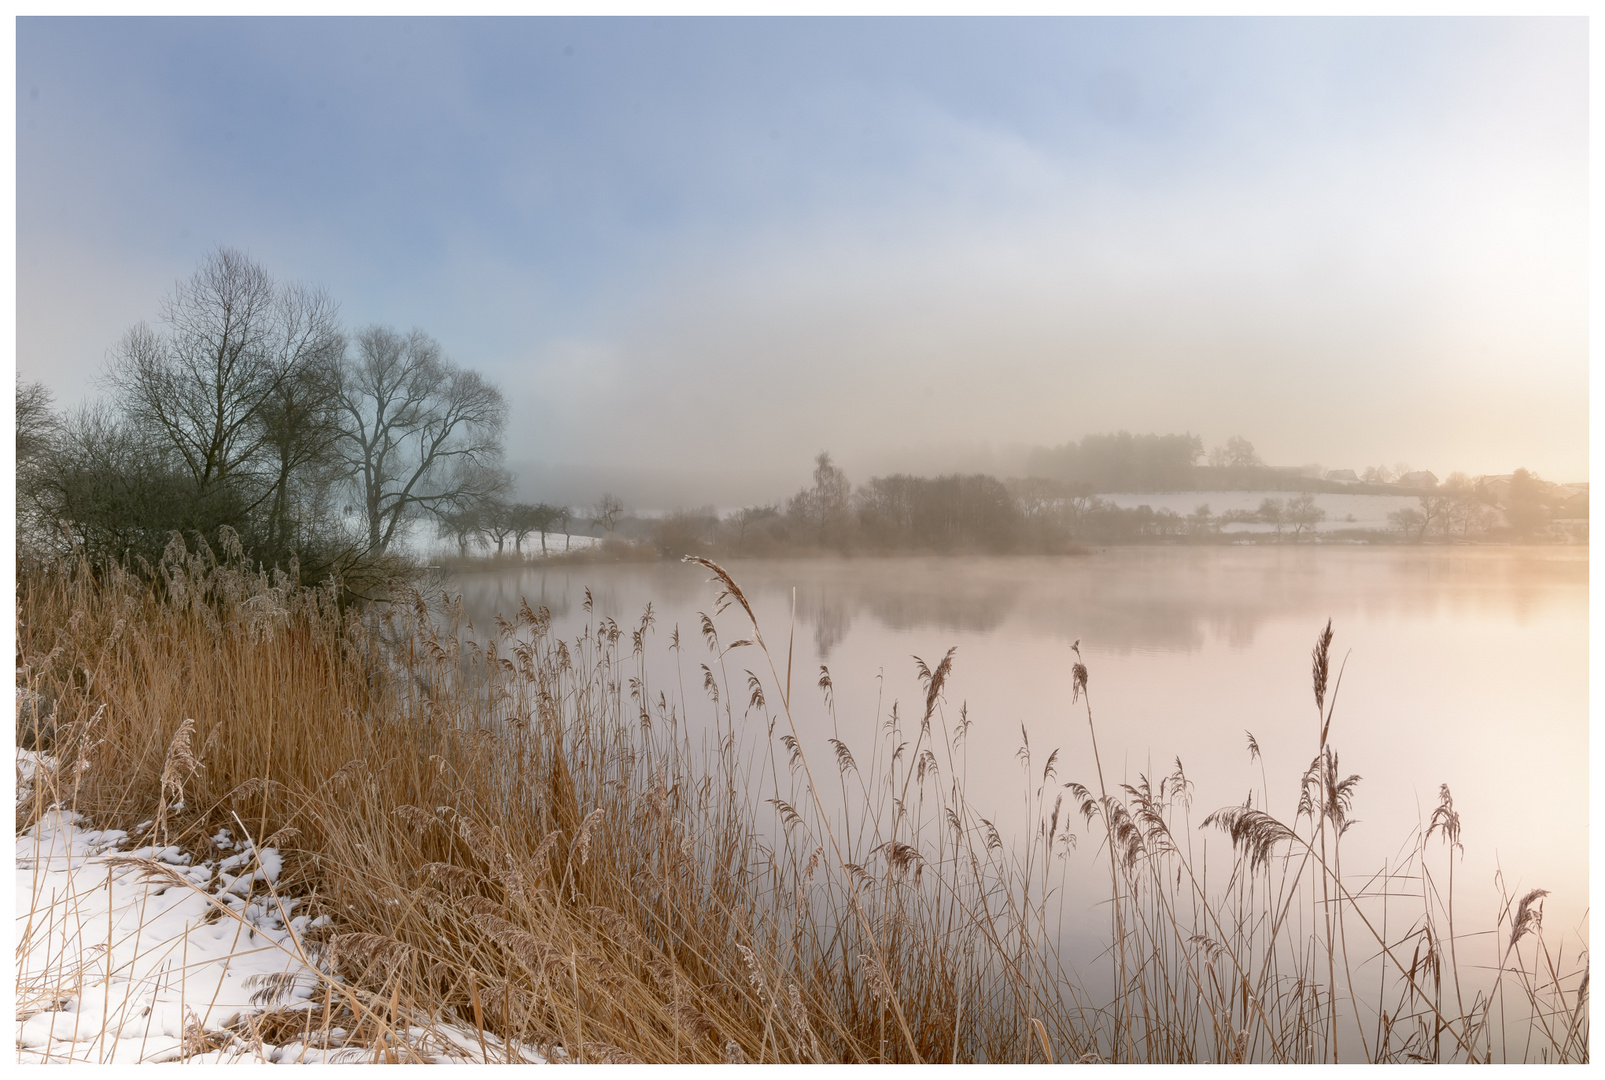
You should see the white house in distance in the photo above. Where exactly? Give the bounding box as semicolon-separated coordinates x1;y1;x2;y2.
1324;469;1359;483
1397;470;1438;489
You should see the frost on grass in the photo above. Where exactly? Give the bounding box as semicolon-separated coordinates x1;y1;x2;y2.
14;752;547;1064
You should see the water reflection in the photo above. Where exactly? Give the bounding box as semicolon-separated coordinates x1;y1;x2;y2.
447;547;1588;964
454;548;1584;659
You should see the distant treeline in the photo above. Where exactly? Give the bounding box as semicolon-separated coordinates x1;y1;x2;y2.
615;453;1570;559
1023;431;1203;491
1020;431;1435;495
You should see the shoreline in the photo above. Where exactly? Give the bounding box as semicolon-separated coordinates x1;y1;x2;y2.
429;536;1587;574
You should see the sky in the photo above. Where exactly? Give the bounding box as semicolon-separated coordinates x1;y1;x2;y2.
15;17;1589;505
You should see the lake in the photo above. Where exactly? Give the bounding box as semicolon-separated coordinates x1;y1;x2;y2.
447;546;1588;999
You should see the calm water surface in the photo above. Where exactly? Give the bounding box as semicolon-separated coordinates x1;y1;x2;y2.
451;547;1588;967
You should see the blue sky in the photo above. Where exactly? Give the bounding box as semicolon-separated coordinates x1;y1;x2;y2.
16;17;1587;502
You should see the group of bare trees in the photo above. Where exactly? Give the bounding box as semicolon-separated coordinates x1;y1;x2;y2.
17;249;509;579
437;497;576;557
1253;492;1326;539
1385;472;1504;541
711;452;1178;554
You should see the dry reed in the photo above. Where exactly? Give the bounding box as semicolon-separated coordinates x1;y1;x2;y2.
14;540;1588;1062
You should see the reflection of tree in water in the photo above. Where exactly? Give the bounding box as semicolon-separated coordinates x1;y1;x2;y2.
447;549;1583;660
865;588;1016;636
452;569;575;624
791;567;1018;658
806;592;853;660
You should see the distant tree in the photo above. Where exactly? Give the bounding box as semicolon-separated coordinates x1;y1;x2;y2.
590;493;626;534
1387;505;1425;539
510;502;559;555
726;503;779;549
787;451;853;545
1361;465;1393;484
482;494;519;555
1212;436;1263;470
555;505;574;550
1413;493;1458;540
1010;477;1062;523
1440;473;1493;538
1286;492;1326;541
1186;502;1218;538
334;326;508;555
1028;431;1202;490
1256;496;1287;538
1505;468;1548;538
435;500;486;557
652;506;717;557
856;472;1020;552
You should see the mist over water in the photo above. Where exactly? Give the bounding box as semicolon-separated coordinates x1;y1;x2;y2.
13;15;1588;1063
452;547;1588;976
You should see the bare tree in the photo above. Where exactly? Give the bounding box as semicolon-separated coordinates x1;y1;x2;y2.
106;249;341;517
1412;493;1457;540
334;326;508;554
1210;436;1262;470
1287;492;1326;541
590;492;625;534
435;501;487;557
256;333;346;556
479;490;520;555
1441;473;1494;538
16;378;62;542
1185;502;1218;538
725;503;779;549
509;502;560;555
1256;496;1287;538
16;377;58;464
787;451;852;545
1387;505;1425;539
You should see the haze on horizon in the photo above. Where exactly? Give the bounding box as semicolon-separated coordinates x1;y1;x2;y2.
16;17;1588;508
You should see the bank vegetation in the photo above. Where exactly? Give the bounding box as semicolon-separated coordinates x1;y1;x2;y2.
16;543;1587;1063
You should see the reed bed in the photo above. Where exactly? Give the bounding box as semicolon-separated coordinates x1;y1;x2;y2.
15;536;1588;1062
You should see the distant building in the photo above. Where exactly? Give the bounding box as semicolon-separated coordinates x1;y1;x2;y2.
1325;469;1358;483
1397;470;1438;489
1476;474;1513;505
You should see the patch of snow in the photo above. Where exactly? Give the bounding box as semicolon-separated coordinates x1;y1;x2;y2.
15;751;547;1064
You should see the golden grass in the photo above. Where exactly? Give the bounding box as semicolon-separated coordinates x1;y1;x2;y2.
15;538;1588;1062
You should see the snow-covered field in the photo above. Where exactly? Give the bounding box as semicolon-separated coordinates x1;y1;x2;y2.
15;754;546;1064
1099;489;1423;534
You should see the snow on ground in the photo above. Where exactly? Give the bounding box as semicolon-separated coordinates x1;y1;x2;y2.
15;753;546;1064
1099;489;1422;534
